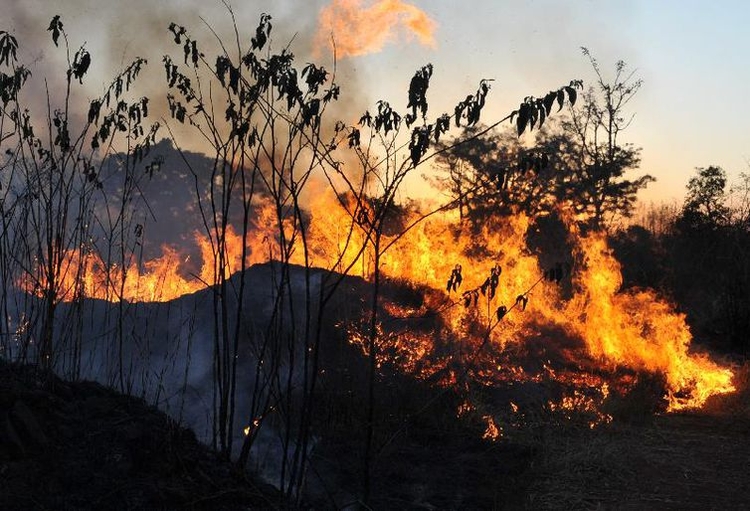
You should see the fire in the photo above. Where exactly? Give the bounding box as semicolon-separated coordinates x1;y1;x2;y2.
562;229;735;410
20;223;272;303
316;201;734;413
20;186;735;416
481;415;502;441
315;0;437;58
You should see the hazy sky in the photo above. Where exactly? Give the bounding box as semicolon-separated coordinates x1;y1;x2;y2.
5;0;749;205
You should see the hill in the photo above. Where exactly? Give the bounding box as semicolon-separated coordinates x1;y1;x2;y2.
0;359;281;510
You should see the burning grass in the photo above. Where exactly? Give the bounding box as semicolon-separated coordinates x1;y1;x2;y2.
19;189;737;421
310;322;750;508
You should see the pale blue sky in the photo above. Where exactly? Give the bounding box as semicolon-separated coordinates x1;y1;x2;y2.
7;0;750;204
394;1;750;204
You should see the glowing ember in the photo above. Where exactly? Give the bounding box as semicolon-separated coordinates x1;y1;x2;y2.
315;0;437;58
482;415;501;441
547;389;613;429
243;418;260;437
457;400;474;418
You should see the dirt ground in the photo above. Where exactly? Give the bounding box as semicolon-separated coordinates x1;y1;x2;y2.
1;357;749;510
520;410;750;510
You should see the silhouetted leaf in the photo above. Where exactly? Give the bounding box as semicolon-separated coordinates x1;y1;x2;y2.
528;103;538;131
515;294;528;311
228;65;239;94
71;47;91;83
252;13;272;50
323;84;340;103
454;101;466;127
0;32;17;68
409;126;429;166
543;91;556;115
407;63;432;118
496;305;507;321
434;113;450;142
517;103;529;136
216;55;229;86
87;99;101;124
302;63;328;95
301;98;320;127
191;40;200;66
565;86;577;106
168;22;186;44
359;110;372;127
447;264;463;292
347;128;360;148
47;16;62;48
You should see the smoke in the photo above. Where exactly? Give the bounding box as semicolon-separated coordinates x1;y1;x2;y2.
1;0;438;281
1;1;360;122
2;0;436;140
314;0;437;58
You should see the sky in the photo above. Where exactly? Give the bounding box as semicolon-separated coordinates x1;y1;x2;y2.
4;0;750;205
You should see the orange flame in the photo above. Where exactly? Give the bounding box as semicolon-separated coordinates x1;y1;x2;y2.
319;202;734;412
21;189;735;413
315;0;437;58
481;415;502;441
562;227;735;411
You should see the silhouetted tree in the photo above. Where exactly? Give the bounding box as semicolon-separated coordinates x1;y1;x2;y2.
433;125;562;228
340;63;581;503
0;17;156;373
560;49;653;227
678;165;730;230
432;52;652;231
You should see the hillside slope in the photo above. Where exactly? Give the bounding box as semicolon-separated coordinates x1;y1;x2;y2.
0;360;282;511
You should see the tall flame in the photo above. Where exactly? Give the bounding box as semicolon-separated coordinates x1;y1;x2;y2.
315;0;437;58
21;189;735;412
562;227;735;411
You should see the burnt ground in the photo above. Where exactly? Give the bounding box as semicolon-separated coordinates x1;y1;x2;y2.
0;360;281;511
519;409;750;510
1;354;749;510
304;368;750;510
514;365;750;510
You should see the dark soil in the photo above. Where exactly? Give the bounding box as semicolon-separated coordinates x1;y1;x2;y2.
0;360;281;511
521;410;750;510
2;354;749;510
